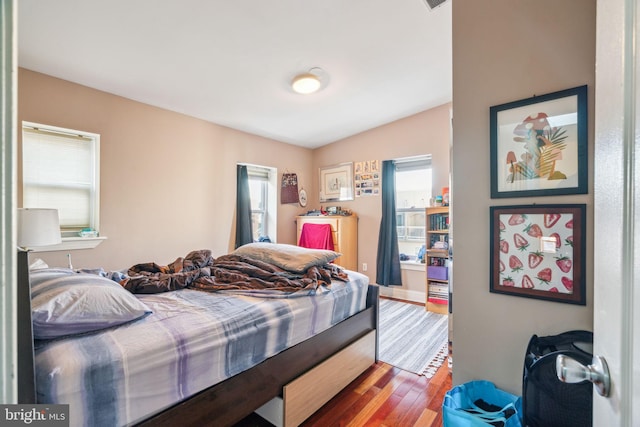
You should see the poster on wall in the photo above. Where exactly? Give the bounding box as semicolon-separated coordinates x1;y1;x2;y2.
355;160;380;197
281;172;299;204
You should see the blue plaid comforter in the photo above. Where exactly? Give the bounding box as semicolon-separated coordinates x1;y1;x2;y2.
34;270;369;426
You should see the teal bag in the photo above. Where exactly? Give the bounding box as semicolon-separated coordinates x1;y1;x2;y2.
443;380;523;427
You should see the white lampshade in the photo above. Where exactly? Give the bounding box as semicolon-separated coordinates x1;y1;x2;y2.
17;208;62;248
291;73;322;94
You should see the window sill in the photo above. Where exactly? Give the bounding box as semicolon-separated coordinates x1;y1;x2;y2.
400;261;426;271
30;236;107;252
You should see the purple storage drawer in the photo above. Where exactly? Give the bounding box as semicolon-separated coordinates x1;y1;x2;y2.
427;266;448;280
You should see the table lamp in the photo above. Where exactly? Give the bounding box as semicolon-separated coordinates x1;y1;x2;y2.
17;208;62;250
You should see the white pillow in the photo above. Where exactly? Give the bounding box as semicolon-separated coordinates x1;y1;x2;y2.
233;242;341;273
30;268;152;339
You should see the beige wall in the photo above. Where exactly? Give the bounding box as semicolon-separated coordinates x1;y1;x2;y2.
18;69;452;297
18;69;313;270
452;0;596;393
313;103;451;299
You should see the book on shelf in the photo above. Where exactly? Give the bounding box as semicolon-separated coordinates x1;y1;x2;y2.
429;234;449;248
429;214;449;231
428;283;448;301
428;285;448;294
428;257;447;266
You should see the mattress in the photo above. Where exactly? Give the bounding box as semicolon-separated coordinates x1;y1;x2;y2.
34;270;370;426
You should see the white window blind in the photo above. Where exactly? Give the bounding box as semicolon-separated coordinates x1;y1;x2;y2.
22;122;100;234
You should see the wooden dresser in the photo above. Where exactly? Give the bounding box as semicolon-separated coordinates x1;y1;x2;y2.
296;215;358;271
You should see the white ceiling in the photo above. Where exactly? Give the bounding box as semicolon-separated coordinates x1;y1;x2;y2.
17;0;452;149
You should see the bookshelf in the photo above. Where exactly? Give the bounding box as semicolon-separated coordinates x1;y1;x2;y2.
425;206;449;314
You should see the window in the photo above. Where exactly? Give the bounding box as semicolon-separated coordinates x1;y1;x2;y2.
22;122;100;237
395;155;432;262
245;164;277;242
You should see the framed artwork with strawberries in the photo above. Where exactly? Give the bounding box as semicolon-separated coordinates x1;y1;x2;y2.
490;85;588;198
490;204;586;305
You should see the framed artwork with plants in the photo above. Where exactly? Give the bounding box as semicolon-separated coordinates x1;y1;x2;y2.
490;85;588;198
489;204;586;305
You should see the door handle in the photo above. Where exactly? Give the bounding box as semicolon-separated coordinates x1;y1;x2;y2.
555;354;611;397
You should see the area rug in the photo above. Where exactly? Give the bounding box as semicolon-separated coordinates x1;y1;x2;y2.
378;298;448;377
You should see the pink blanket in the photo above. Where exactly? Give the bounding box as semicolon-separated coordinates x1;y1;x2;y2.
298;223;335;251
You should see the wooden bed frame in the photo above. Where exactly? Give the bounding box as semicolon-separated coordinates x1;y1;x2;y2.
17;250;379;427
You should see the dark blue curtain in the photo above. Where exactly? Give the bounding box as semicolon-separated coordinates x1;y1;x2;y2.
235;164;253;249
376;160;402;286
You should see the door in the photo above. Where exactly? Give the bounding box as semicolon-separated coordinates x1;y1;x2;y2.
593;0;639;424
0;0;18;404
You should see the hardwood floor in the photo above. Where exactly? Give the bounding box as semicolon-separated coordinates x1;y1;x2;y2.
235;357;452;427
236;298;451;427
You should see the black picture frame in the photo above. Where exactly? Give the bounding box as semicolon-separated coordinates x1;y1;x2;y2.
489;204;586;305
490;85;588;198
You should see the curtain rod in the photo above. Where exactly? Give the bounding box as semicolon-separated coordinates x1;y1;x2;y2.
23;126;93;142
394;154;432;164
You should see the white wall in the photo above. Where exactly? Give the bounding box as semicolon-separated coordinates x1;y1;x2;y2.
451;0;596;393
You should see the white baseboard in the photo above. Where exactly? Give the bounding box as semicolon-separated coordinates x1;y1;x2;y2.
378;287;425;304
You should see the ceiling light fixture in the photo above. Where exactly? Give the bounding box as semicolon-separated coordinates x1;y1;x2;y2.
291;68;326;95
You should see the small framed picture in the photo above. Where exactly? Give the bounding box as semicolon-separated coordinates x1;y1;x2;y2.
490;85;588;198
319;162;354;202
490;204;586;305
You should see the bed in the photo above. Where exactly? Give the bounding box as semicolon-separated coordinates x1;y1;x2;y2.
18;243;379;427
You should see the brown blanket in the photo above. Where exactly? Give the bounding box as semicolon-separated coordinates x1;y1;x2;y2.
123;249;348;294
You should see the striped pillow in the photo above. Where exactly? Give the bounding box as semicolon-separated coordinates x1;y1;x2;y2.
30;268;152;339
